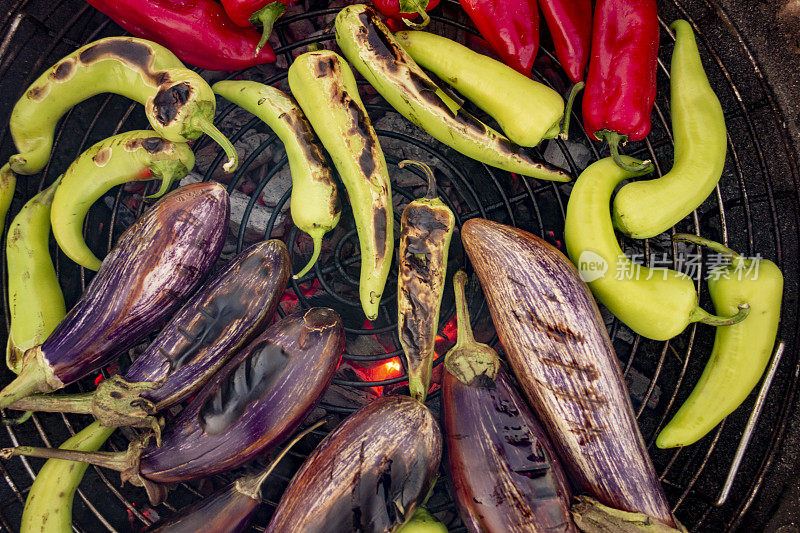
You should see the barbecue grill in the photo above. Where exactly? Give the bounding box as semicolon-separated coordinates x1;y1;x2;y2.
0;0;798;531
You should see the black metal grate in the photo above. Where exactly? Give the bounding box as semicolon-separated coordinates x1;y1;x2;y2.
0;0;798;531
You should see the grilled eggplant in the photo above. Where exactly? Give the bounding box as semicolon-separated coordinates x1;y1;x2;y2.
9;240;291;433
0;181;229;409
443;271;575;532
461;218;675;527
1;309;344;504
265;395;442;533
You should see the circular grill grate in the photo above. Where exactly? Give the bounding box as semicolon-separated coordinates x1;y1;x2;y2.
0;0;798;531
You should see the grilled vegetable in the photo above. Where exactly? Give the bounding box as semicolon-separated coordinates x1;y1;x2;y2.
657;235;782;448
51;131;195;270
444;271;575;533
0;164;16;254
1;309;345;505
397;160;455;402
145;420;324;533
19;421;116;533
288;50;393;320
462;218;675;527
397;509;447;532
10;240;291;435
334;5;571;182
6;177;65;375
9;37;237;175
265;395;442;532
572;496;688;533
212;81;341;278
0;181;229;409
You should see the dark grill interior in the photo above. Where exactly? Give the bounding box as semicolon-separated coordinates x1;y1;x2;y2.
0;0;798;531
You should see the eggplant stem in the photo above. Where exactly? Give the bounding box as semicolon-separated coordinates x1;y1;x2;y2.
8;391;93;415
691;303;751;327
452;271;475;346
598;130;653;173
293;233;323;279
236;419;326;499
194;117;238;173
399;160;437;199
2;411;32;425
559;81;584;141
250;2;286;56
673;233;741;259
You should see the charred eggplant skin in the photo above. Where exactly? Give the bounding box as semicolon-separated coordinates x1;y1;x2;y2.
138;308;344;484
462;218;674;527
266;395;442;533
0;181;229;409
147;486;257;533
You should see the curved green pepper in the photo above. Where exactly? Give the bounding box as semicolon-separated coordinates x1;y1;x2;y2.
397;161;455;402
397;508;449;532
9;37;236;175
657;234;782;448
0;163;16;245
394;30;565;146
212;80;342;278
50;131;195;271
20;421;115;533
288;50;394;320
564;157;748;341
335;5;570;182
613;20;727;239
7;177;66;375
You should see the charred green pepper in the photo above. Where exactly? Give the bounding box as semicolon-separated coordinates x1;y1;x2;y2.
396;160;455;402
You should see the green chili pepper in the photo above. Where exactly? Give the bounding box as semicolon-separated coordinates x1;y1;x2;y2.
288;50;394;320
212;80;341;278
656;234;782;448
394;30;570;146
612;20;727;239
334;5;570;182
7;177;66;375
564;157;749;341
396;160;455;402
9;37;237;175
397;508;449;532
0;163;16;245
50;131;195;271
19;421;115;533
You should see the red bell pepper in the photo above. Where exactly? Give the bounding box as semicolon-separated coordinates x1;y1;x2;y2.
220;0;292;55
539;0;592;83
373;0;440;30
458;0;539;76
86;0;276;71
582;0;659;171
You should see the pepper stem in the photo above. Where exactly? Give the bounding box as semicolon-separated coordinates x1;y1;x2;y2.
598;130;653;173
673;233;741;260
400;0;431;29
690;303;751;327
236;419;326;499
145;160;189;199
293;231;323;279
7;391;93;415
250;2;287;56
399;160;437;199
193;117;238;173
2;411;32;425
0;353;56;409
559;81;585;141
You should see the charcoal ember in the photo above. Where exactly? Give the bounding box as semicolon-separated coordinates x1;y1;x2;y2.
544;137;593;171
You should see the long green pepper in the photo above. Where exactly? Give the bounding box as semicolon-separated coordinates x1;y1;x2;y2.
51;131;195;271
9;37;237;175
212;80;341;278
288;50;394;320
6;177;66;375
613;20;727;239
657;235;783;448
335;5;571;182
565;157;748;341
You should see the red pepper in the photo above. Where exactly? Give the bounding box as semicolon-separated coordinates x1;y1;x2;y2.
86;0;276;71
582;0;659;171
539;0;592;83
221;0;293;55
373;0;440;30
458;0;539;76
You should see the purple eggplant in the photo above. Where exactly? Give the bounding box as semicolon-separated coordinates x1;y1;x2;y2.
443;271;575;533
0;181;229;409
8;240;291;433
265;395;442;533
461;219;675;527
145;421;324;533
0;308;344;504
